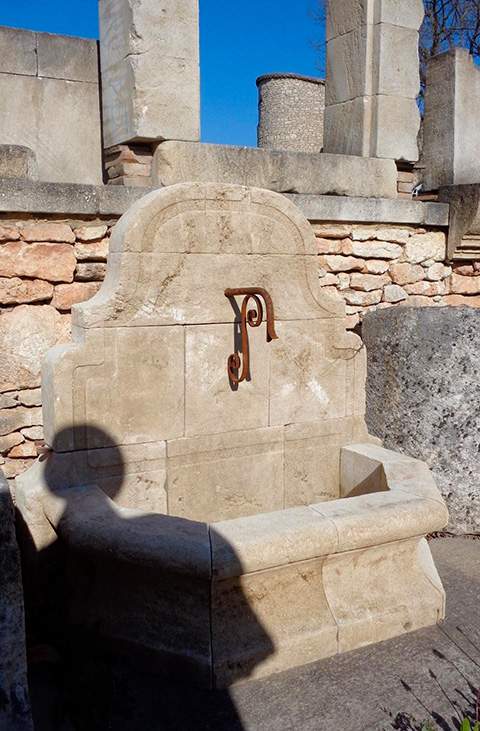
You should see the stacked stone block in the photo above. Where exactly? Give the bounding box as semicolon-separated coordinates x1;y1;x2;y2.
314;223;480;329
324;0;423;162
0;220;113;482
105;144;153;186
99;0;200;149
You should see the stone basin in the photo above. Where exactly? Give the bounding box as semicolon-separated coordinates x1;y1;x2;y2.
15;183;448;689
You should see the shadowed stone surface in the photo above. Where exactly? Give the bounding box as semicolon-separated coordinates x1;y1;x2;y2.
29;537;480;730
363;306;480;533
0;471;33;731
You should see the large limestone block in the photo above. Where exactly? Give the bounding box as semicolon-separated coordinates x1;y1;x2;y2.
374;0;424;29
166;428;285;523
373;24;421;99
42;326;185;452
152;142;398;199
0;73;102;185
322;537;445;653
99;0;200;146
185;325;270;436
371;95;421;161
284;416;373;507
211;557;338;687
364;307;480;533
325;28;369;105
324;0;422;161
424;49;480;188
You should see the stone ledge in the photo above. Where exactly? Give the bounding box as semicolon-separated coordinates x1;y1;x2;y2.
0;178;450;227
289;194;450;227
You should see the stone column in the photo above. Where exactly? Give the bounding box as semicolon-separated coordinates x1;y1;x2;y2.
99;0;200;149
323;0;424;162
423;48;480;190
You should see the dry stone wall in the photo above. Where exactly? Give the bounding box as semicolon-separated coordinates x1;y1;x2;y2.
0;218;115;482
313;223;480;329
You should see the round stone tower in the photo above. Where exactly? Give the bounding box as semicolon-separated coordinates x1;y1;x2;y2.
256;73;325;153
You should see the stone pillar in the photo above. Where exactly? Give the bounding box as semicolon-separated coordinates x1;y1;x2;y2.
324;0;424;162
99;0;200;149
256;73;325;153
423;49;480;190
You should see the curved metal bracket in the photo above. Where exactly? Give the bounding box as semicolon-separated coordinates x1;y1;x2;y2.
224;287;278;384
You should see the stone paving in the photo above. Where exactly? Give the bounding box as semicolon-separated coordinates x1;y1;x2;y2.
30;536;480;731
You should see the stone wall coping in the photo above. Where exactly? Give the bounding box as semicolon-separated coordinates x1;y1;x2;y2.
0;179;450;226
287;194;450;227
256;72;325;86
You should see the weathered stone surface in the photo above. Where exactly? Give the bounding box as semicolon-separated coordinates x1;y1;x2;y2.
401;233;446;264
75;262;107;281
153;141;398;199
0;470;33;730
426;263;452;281
389;263;424;285
9;442;37;459
0;393;17;409
0;305;70;392
0;433;24;456
449;273;480;294
0;407;42;437
0;242;76;282
424;49;480;189
16;389;42;407
443;294;480;307
344;289;383;306
0;225;20;242
319;255;365;272
20;427;44;440
52;282;101;310
364;259;390;274
383;284;408;302
0;68;103;185
350;273;390;291
324;0;422;161
351;240;402;259
73;225;108;242
316;237;343;254
21;222;75;243
36;32;99;83
0;145;38;181
351;226;411;243
99;0;200;147
0;277;54;304
74;238;109;261
364;307;480;533
404;281;447;296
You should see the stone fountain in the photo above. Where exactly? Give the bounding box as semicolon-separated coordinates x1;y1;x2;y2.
15;183;448;688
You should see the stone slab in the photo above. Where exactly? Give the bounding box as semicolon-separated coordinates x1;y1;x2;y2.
363;306;480;533
0;26;37;76
152;141;398;199
0;72;103;185
36;32;99;83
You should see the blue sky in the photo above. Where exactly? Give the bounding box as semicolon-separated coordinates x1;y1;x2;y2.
0;0;325;147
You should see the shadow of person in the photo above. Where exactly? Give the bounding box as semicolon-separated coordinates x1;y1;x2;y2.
25;424;274;731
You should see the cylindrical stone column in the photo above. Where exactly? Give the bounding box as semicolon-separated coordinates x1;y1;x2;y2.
256;73;325;153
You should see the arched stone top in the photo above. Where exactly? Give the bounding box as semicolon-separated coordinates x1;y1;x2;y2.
72;183;344;329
